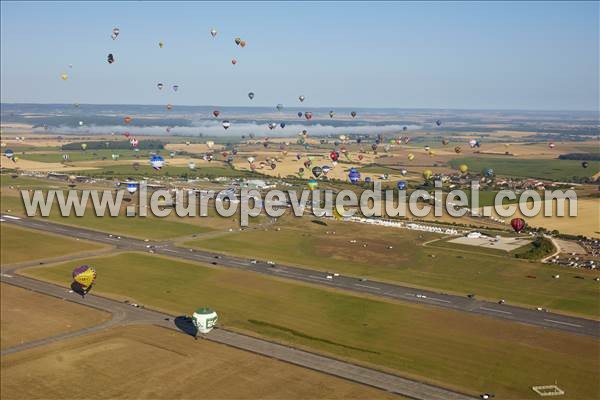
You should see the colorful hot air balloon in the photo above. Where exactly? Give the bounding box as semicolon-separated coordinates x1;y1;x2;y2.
329;151;339;162
126;182;137;194
213;110;220;117
482;168;495;178
231;58;237;65
329;110;335;118
454;146;462;153
400;169;408;176
304;112;313;120
188;161;196;170
206;141;215;149
348;168;361;184
112;27;120;39
397;181;407;190
276;103;284;111
548;142;556;149
280;122;286;129
71;265;96;297
511;218;525;233
172;85;179;92
61;73;68;81
407;153;415;161
307;179;319;190
123;116;132;125
222;120;231;130
150;155;165;170
81;143;87;151
422;169;433;180
4;148;15;160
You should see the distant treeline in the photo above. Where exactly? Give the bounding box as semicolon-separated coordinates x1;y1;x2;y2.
558;153;600;161
61;140;164;150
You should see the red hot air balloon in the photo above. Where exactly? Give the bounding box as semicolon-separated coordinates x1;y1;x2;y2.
329;151;339;162
304;112;313;120
358;154;364;161
213;110;220;117
510;218;525;233
123;116;132;125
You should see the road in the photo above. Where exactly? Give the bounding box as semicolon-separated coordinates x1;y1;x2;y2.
1;271;474;400
2;214;599;338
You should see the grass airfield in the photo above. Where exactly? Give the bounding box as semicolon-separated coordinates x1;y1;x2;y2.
1;133;599;399
19;252;600;399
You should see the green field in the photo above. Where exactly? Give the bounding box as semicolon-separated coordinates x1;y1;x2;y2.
448;157;599;181
1;224;103;265
19;149;145;163
183;216;600;317
70;164;254;179
22;253;600;399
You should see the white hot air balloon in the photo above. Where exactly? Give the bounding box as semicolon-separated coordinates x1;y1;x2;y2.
192;307;218;334
206;141;215;149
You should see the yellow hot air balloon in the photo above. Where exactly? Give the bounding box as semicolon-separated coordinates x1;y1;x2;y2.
81;143;88;151
459;164;468;173
407;153;415;161
72;265;96;288
423;169;433;180
61;73;68;81
307;179;318;191
158;41;164;48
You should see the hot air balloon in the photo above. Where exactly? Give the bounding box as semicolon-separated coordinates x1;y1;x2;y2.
210;28;217;38
312;166;323;178
111;153;120;161
397;181;407;190
231;58;237;65
276;103;284;111
407;153;415;161
297;112;303;118
307;179;318;190
248;92;255;100
582;161;589;168
330;151;339;162
4;148;15;160
400;169;408;176
510;218;525;233
454;146;462;154
222;120;231;130
123;116;132;125
348;168;361;184
303;160;312;168
548;142;555;149
350;111;357;118
239;40;246;48
329;110;335;118
247;156;255;164
358;154;364;161
188;161;196;170
442;139;449;145
157;82;164;90
206;141;215;149
235;37;242;45
107;53;115;64
298;95;305;102
459;164;468;173
424;145;430;152
422;169;433;180
62;154;70;162
126;182;137;194
213;110;220;117
173;85;179;92
304;112;313;120
158;41;164;48
469;139;478;148
435;120;442;126
150;155;165;170
130;138;139;147
81;143;87;151
268;123;277;130
192;307;218;335
321;165;331;175
167;104;173;110
71;265;96;297
482;168;495;178
112;27;120;39
61;73;68;81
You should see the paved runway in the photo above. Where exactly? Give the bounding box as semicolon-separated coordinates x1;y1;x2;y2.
2;215;599;338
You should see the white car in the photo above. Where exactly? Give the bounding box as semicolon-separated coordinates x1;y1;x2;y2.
326;275;333;280
250;260;257;264
267;261;275;265
416;294;427;299
333;273;340;277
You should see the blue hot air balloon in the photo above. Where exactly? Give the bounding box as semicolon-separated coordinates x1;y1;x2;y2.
348;168;361;184
364;176;372;184
5;149;15;160
482;168;495;178
397;181;407;190
126;182;137;194
150;155;165;170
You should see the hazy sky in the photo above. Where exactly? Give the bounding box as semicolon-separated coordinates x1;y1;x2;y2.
1;1;598;110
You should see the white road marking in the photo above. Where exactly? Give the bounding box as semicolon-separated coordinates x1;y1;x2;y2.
428;297;451;304
355;284;381;290
1;273;14;278
480;307;513;315
0;219;5;222
162;249;177;253
1;215;21;220
308;275;329;281
543;319;582;328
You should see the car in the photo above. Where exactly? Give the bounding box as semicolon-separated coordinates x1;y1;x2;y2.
535;307;547;312
144;239;149;242
333;273;340;277
359;278;368;282
416;294;427;299
211;261;218;265
267;261;275;265
250;260;257;264
326;275;333;280
467;294;475;299
214;255;221;259
498;299;505;304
